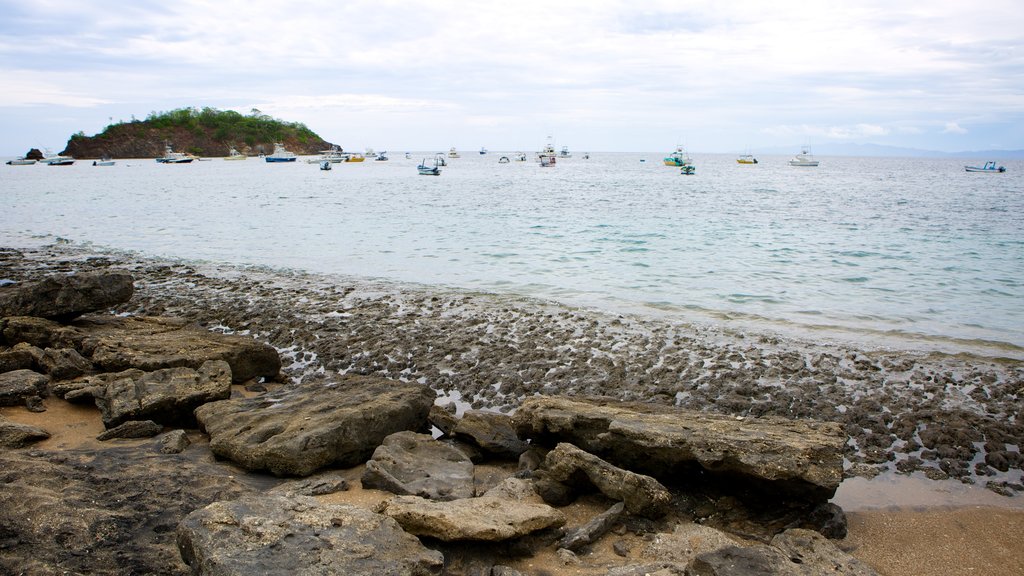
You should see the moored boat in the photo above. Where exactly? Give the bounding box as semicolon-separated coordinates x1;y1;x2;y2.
480;147;488;155
5;157;36;165
663;146;692;167
264;143;297;163
965;161;1006;173
224;147;247;160
788;148;819;167
345;153;365;163
559;146;571;158
41;149;75;165
156;144;195;164
539;153;556;167
448;147;460;158
417;157;442;175
93;156;115;166
737;153;758;164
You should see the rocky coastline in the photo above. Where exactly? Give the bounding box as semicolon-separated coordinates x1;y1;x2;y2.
1;242;1023;575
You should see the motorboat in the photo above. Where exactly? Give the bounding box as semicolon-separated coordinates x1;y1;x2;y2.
663;146;692;167
319;160;332;171
224;147;247;160
41;149;75;165
306;145;346;164
479;147;488;155
448;147;460;158
559;146;571;158
514;152;527;162
582;152;590;160
434;153;447;166
965;161;1006;173
156;144;195;164
264;143;297;162
537;137;556;159
498;156;510;164
405;152;412;159
539;153;556;167
375;151;389;161
93;156;115;166
6;157;36;165
417;157;442;175
788;148;819;167
736;154;758;164
680;164;695;175
345;153;366;162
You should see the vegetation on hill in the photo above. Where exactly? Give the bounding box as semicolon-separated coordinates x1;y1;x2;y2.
61;107;334;158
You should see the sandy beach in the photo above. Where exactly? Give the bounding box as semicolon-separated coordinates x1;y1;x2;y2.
2;241;1023;574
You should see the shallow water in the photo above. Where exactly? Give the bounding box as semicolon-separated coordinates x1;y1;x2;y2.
2;152;1022;356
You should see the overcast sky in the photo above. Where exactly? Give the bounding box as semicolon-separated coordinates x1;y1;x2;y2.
1;0;1022;155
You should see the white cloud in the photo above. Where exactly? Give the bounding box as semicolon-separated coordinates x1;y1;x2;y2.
943;122;968;134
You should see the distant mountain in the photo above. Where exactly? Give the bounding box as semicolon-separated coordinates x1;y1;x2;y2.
758;142;1024;159
61;107;335;159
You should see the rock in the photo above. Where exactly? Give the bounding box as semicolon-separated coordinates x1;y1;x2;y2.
428;403;460;436
269;472;350;496
360;431;475;500
544;442;672;518
0;369;48;406
94;360;232;428
453;410;529;459
0;419;50;447
558;501;625;551
0;270;134;320
0;316;80;349
79;315;281;384
177;493;443;576
378;493;565;542
160;429;192;454
514;396;844;501
687;544;801;575
195;375;435;477
770;528;879;575
0;342;42;372
39;347;92;380
637;523;741;569
96;419;164;441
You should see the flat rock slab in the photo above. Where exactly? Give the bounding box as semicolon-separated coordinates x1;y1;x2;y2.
0;270;133;320
177;494;444;576
513;396;844;500
195;375;435;477
94;360;232;428
379;494;566;542
0;369;48;406
0;419;50;448
361;431;475;500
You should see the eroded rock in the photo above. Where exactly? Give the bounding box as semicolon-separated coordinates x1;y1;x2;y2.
94;360;232;428
360;430;475;500
378;493;565;542
0;270;134;320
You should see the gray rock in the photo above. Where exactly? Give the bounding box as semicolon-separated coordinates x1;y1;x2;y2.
638;522;740;568
514;396;844;501
454;409;529;458
687;544;801;576
0;342;42;372
0;270;134;320
0;316;80;349
96;419;164;440
195;375;435;477
428;403;460;436
94;360;232;428
0;369;48;406
544;442;672;518
177;493;444;576
378;493;565;542
269;472;350;496
0;419;50;447
160;429;192;454
558;501;625;551
770;528;879;575
39;347;92;380
361;430;475;500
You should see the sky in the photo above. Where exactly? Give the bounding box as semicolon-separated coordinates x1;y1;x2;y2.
1;0;1022;156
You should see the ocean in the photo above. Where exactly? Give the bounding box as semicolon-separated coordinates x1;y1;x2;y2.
2;151;1022;357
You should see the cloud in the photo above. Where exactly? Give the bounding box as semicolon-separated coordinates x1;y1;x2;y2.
943;122;968;134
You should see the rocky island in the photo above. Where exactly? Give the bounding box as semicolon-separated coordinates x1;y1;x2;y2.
58;107;335;159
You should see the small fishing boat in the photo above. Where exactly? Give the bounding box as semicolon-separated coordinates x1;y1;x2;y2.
680;164;695;175
224;147;247;160
663;146;692;167
498;156;510;163
448;147;460;158
345;153;366;163
965;161;1006;173
5;157;36;165
788;148;819;167
417;157;442;175
582;152;590;160
537;137;556;159
405;152;412;159
156;144;195;164
93;156;115;166
319;160;332;171
479;147;488;155
264;143;297;162
375;151;389;161
539;153;556;167
736;154;758;164
41;149;75;165
559;146;572;158
514;152;527;162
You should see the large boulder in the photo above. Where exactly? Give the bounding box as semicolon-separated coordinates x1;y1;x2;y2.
177;494;444;576
543;442;672;518
514;396;844;500
453;410;529;459
360;431;475;500
195;375;435;477
0;369;48;406
0;419;50;448
686;528;879;575
0;270;134;320
93;360;232;428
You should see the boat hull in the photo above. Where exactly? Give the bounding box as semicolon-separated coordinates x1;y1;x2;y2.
265;157;296;163
789;161;819;167
6;159;36;165
965;166;1005;173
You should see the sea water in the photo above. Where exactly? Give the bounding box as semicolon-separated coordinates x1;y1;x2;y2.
2;152;1022;356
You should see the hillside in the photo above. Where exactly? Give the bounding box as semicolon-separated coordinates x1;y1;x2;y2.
60;107;335;159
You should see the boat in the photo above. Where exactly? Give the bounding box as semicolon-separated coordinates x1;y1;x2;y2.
156;144;195;164
365;148;377;159
788;148;819;167
93;156;115;166
375;151;389;161
662;146;692;167
965;161;1006;173
479;147;488;155
514;152;527;162
537;137;556;159
40;149;75;166
582;152;590;160
345;153;365;163
306;145;346;164
559;146;572;158
448;147;460;158
498;156;510;164
319;160;332;171
264;143;297;163
539;155;556;167
5;157;36;165
417;157;442;175
405;152;412;159
736;153;758;164
680;164;695;175
434;153;447;166
224;147;247;160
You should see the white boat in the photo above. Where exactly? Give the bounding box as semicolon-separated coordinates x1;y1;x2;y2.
479;147;488;155
265;143;297;163
319;160;332;171
965;161;1006;173
5;157;36;165
93;156;115;166
306;145;345;164
375;151;389;161
417;157;442;175
41;149;75;166
663;146;692;167
559;146;571;158
537;137;556;159
514;152;527;162
224;147;247;160
788;148;819;167
156;144;195;164
448;147;460;158
736;153;758;164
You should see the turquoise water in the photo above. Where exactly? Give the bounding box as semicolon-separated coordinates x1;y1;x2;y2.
2;152;1022;355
